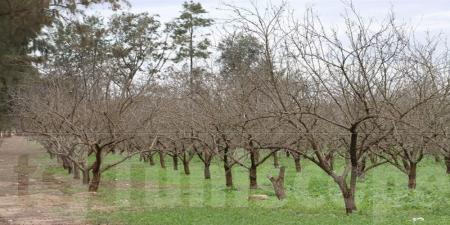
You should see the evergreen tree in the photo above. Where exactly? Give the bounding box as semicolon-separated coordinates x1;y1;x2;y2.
0;0;124;130
170;0;213;92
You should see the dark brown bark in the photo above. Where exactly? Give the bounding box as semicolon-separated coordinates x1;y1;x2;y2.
249;165;257;189
183;160;190;175
293;154;301;173
88;148;102;192
408;163;417;189
172;154;178;170
345;130;358;214
445;156;450;174
273;152;279;168
249;149;259;189
225;167;233;187
268;166;286;200
204;164;211;179
158;150;165;169
223;146;233;187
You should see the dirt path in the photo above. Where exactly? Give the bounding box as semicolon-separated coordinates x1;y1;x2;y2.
0;136;93;225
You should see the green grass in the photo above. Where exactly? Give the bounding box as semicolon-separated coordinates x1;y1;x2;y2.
42;153;450;225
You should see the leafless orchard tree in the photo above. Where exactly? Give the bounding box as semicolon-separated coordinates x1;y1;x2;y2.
376;36;448;189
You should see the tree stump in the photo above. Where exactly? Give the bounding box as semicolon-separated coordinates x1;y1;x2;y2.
268;166;286;200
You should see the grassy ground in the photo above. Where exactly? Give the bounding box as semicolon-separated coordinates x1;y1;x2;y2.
43;153;450;225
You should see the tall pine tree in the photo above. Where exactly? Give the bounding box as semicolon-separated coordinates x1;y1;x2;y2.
170;0;213;92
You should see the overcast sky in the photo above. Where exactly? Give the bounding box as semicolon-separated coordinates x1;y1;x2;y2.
90;0;450;36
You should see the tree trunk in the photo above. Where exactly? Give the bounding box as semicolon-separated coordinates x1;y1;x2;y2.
173;155;178;170
445;156;450;174
336;177;357;214
343;192;357;214
223;146;233;187
159;151;165;169
268;166;286;200
63;158;72;174
293;154;301;173
249;150;258;189
339;131;358;214
225;166;233;187
88;149;102;192
204;164;211;179
89;170;101;192
183;160;190;175
73;164;80;179
81;162;90;185
273;152;279;168
148;154;155;166
249;165;257;189
408;163;417;189
82;169;90;185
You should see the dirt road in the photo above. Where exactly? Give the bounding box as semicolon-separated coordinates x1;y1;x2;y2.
0;136;92;225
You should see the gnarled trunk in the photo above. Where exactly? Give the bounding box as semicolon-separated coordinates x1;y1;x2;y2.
336;177;357;214
88;149;102;192
408;163;417;189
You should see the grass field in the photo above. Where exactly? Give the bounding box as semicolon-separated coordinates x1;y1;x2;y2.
43;153;450;225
